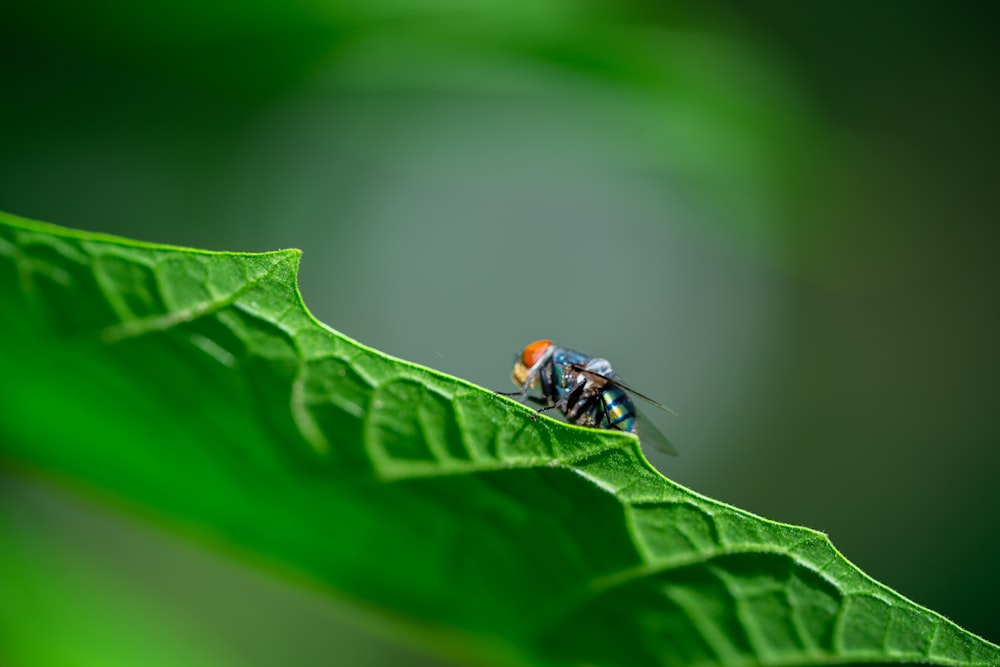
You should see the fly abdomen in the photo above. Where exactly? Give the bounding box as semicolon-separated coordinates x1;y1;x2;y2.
599;387;636;432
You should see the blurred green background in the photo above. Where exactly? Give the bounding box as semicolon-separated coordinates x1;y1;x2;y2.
1;0;997;664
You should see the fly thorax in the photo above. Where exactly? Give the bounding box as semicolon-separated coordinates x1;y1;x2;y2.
584;358;615;376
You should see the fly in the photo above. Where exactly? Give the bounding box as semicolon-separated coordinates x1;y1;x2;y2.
499;339;677;455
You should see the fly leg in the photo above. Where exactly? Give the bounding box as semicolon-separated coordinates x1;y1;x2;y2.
532;402;562;422
553;380;590;424
497;377;552;420
495;378;533;400
496;391;546;408
495;360;542;400
528;383;579;423
496;387;540;419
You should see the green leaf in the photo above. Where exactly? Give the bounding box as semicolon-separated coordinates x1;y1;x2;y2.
0;210;996;667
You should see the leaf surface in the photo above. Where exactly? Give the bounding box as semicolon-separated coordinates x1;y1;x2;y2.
0;211;996;667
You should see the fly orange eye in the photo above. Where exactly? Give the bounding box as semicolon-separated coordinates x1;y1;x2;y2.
521;339;553;367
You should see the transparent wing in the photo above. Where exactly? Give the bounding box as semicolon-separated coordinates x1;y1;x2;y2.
568;362;677;413
633;403;678;456
568;362;678;455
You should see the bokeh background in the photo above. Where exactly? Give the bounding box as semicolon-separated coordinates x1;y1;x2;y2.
1;1;998;663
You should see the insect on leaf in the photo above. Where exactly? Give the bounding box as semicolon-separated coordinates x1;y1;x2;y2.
0;210;997;667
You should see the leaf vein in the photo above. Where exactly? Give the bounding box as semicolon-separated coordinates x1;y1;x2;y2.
99;254;289;343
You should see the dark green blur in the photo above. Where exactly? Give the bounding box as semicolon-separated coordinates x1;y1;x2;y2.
1;0;997;662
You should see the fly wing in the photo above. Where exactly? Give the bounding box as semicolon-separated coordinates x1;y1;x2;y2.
604;378;677;415
633;403;678;456
568;362;677;414
568;362;678;455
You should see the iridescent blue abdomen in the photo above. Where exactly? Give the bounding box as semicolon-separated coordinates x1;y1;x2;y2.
598;386;637;432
